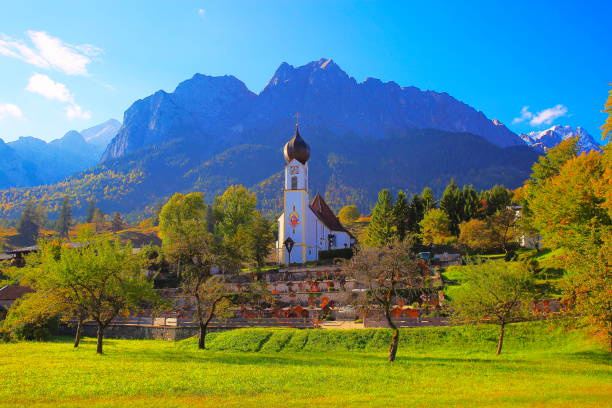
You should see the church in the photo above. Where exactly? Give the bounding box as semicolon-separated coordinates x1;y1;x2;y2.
276;124;354;264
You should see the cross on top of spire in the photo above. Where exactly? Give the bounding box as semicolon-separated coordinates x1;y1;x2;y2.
294;112;300;128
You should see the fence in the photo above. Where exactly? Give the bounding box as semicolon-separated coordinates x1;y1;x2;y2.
364;316;448;328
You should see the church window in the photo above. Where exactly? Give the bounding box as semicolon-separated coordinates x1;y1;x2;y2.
291;176;298;189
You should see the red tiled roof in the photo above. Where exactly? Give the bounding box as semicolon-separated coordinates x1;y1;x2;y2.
0;285;33;300
309;194;348;233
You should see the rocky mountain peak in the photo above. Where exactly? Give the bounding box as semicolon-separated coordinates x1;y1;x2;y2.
519;125;601;153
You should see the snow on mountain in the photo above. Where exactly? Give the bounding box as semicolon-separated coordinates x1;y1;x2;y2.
519;125;601;153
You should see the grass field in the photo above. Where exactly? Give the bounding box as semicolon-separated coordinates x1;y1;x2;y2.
0;322;610;408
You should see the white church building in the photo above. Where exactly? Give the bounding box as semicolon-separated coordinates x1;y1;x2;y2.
276;124;354;264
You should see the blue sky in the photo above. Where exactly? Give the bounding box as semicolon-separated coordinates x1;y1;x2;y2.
0;0;610;143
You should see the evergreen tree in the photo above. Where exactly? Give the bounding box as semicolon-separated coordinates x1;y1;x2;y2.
85;199;96;223
365;189;397;247
481;185;513;217
462;185;480;221
93;209;105;232
393;190;410;241
421;187;436;212
409;194;424;233
56;197;72;239
111;212;125;232
16;199;40;245
34;202;47;229
440;179;464;235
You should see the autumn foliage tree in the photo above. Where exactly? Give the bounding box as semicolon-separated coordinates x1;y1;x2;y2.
458;219;496;252
419;208;453;246
347;242;424;362
338;205;360;224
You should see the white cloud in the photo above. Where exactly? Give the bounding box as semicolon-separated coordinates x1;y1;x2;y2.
0;103;23;120
512;104;568;126
0;30;101;76
198;8;206;17
25;73;92;120
512;106;533;124
65;104;91;120
26;73;74;102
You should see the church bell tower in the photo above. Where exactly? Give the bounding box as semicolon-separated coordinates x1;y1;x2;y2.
280;123;310;264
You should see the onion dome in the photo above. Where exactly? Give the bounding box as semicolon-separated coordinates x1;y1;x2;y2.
283;123;310;164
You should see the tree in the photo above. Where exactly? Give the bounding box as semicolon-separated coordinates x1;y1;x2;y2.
159;192;208;276
440;179;464;235
56;197;72;239
365;189;396;247
481;185;513;217
188;275;234;349
347;242;424;362
421;187;436;212
462;185;480;221
419;208;453;246
85;199;96;223
529;137;579;186
180;233;239;349
213;185;257;241
12;240;158;353
159;192;240;349
393;190;410;241
239;212;275;271
92;209;105;232
458;219;496;253
338;205;360;224
451;261;535;355
560;237;612;351
603;84;612;141
1;291;62;341
489;208;518;254
111;212;125;232
527;151;610;250
16;199;41;245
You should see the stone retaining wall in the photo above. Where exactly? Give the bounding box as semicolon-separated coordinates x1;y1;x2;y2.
58;324;202;341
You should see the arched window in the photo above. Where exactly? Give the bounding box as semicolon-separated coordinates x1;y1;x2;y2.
291;176;298;189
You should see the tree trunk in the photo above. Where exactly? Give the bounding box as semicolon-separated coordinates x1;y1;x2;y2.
73;315;83;348
384;309;400;362
496;323;505;355
198;321;208;350
96;323;105;354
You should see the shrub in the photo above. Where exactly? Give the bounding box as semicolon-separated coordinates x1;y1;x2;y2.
1;293;61;341
318;248;353;261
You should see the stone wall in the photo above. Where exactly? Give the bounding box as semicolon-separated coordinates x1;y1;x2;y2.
58;323;200;341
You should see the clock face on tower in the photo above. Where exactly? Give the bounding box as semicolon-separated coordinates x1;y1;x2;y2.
290;165;300;175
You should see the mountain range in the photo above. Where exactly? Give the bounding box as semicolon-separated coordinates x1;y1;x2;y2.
0;119;120;189
519;125;601;153
0;58;575;218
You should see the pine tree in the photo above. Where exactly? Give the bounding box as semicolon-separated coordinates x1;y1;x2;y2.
111;212;125;232
365;189;397;247
409;194;424;233
16;199;40;245
393;190;410;241
56;197;72;239
440;179;464;236
421;187;437;212
481;185;513;217
462;185;480;221
93;209;105;232
85;199;96;223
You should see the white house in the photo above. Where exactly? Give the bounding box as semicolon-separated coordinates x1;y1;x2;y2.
276;124;354;264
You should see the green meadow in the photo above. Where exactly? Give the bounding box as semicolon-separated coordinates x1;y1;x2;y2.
0;322;610;408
